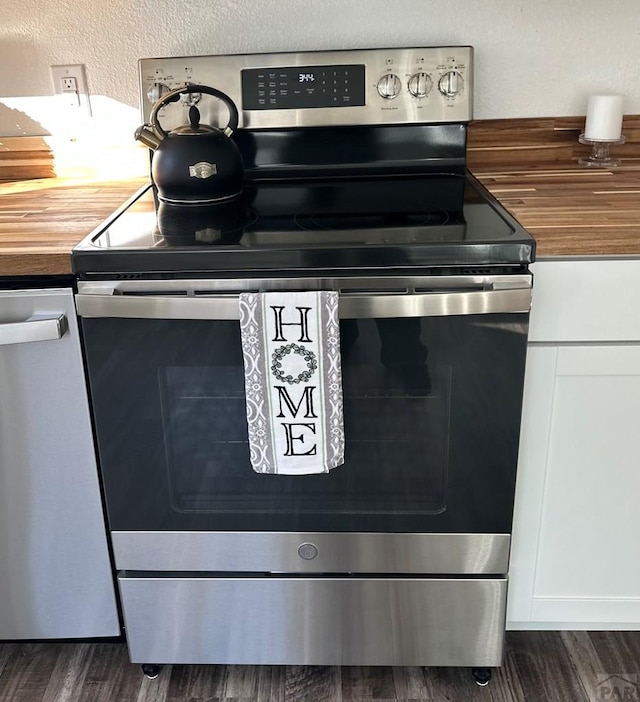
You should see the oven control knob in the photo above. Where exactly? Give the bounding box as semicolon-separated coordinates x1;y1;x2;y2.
377;73;402;99
408;72;433;98
146;82;171;104
439;71;464;98
298;542;318;560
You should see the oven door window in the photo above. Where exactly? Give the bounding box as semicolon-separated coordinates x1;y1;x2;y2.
82;312;528;533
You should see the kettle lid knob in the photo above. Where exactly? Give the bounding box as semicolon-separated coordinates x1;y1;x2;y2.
189;105;201;130
171;104;217;136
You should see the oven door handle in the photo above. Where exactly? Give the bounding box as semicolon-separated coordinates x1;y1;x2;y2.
76;287;531;320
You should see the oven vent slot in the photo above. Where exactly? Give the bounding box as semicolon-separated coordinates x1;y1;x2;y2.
117;289;191;297
114;273;144;280
413;285;487;294
192;290;257;297
192;289;339;296
339;287;408;295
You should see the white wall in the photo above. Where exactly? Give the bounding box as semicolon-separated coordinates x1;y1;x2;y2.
1;0;639;135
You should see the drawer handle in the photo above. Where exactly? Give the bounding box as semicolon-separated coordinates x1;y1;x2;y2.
0;314;68;346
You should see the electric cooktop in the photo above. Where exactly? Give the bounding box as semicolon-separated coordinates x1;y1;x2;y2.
72;173;535;277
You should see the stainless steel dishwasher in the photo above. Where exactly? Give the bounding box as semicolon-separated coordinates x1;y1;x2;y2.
0;284;119;639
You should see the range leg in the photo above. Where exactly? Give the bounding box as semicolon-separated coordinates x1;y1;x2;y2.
141;664;163;679
471;667;492;686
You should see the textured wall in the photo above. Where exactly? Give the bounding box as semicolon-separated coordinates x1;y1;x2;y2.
1;0;639;131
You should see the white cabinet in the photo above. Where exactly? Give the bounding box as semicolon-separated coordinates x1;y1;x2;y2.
0;287;120;639
507;260;640;629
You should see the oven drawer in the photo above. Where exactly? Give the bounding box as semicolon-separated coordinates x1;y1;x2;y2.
119;574;507;666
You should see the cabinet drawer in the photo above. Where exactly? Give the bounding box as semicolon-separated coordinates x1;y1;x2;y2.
529;260;640;343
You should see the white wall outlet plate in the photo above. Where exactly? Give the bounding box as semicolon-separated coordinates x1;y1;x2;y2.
50;64;92;116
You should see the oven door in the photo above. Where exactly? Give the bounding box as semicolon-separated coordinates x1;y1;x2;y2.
77;273;531;575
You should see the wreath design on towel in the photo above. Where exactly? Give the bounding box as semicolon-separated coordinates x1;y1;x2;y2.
271;343;318;384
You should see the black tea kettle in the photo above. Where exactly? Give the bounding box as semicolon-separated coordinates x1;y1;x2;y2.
135;84;244;206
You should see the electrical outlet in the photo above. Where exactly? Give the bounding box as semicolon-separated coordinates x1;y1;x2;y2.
61;77;78;92
50;64;92;115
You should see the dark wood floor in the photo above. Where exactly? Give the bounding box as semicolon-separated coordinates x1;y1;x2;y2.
0;631;639;701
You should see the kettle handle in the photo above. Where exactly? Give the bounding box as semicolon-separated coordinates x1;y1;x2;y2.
149;84;240;139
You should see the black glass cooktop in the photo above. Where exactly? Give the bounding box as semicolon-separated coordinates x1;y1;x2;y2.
73;173;535;276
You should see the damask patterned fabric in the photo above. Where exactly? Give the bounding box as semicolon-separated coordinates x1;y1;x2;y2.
239;291;345;475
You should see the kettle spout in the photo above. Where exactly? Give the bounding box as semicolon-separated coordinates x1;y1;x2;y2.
134;124;163;150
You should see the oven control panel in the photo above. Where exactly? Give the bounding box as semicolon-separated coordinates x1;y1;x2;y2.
139;46;473;131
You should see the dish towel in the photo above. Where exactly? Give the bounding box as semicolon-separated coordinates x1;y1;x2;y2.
239;291;345;475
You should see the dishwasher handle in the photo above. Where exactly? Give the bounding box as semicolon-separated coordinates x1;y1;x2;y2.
0;314;68;346
76;287;531;321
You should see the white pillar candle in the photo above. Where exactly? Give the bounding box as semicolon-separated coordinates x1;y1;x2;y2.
584;94;624;141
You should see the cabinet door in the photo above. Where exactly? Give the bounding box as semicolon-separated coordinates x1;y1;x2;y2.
508;344;640;627
0;288;119;639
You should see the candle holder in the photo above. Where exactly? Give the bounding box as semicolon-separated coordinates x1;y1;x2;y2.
578;133;625;168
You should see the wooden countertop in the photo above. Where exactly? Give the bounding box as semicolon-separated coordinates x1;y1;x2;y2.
468;116;640;258
0;176;147;276
472;165;640;257
0;116;639;276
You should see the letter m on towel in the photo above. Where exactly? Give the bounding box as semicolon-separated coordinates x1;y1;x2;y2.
275;386;318;419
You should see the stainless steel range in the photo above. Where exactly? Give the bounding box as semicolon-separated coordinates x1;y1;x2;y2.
73;47;534;686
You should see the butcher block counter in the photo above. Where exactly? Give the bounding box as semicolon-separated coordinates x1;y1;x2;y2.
0;177;147;276
468;115;640;257
0;116;639;276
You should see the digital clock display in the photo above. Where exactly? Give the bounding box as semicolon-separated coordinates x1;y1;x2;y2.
241;64;365;110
